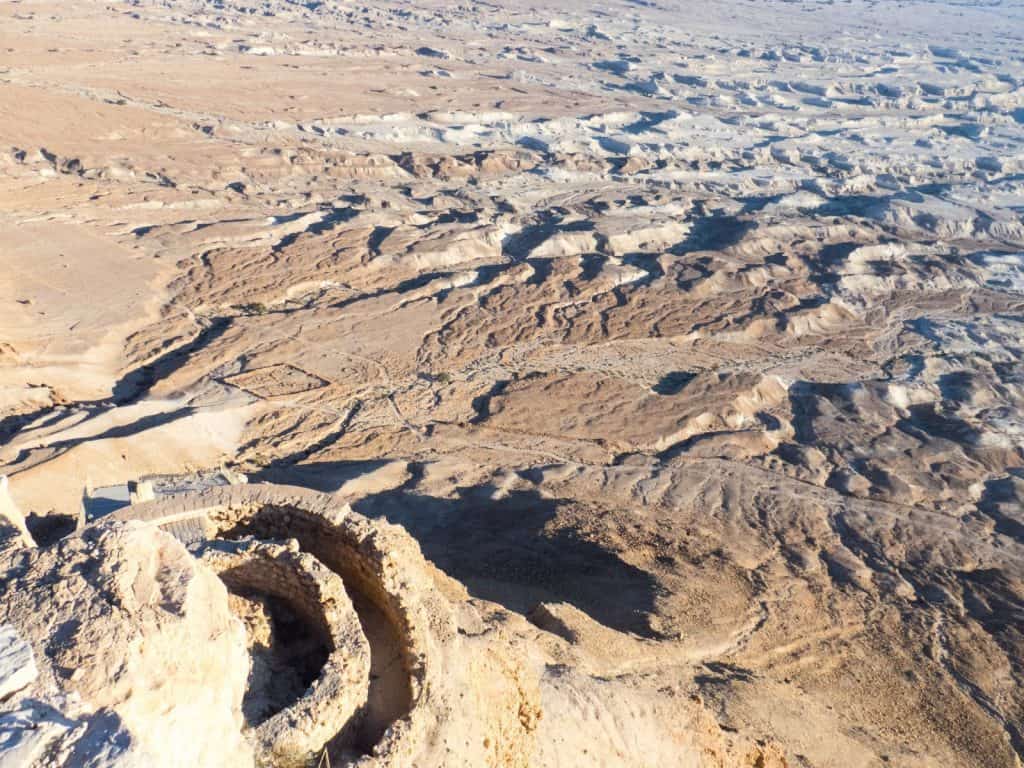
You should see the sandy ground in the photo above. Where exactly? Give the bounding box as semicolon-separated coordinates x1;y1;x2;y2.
1;0;1024;765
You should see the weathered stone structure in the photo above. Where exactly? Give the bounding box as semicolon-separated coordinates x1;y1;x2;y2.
110;484;465;768
196;537;371;767
0;477;789;768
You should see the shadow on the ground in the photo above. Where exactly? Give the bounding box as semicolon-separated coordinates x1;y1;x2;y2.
257;460;663;638
362;483;663;637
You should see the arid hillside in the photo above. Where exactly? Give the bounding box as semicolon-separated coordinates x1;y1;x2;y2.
1;0;1023;766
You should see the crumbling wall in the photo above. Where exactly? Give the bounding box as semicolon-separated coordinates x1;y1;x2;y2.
111;485;467;768
197;537;371;767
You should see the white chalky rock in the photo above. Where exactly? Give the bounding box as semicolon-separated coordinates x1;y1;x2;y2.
0;627;35;703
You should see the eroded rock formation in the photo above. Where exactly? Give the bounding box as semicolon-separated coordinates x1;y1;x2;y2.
0;519;252;767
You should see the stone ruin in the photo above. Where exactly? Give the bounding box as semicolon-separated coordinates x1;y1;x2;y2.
0;476;789;768
113;484;461;767
0;481;542;768
195;537;371;766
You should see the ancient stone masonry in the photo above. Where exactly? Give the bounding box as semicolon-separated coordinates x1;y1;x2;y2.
0;479;555;768
195;537;371;767
0;479;790;768
109;484;487;768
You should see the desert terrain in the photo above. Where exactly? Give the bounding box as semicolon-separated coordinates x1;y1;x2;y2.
1;0;1023;765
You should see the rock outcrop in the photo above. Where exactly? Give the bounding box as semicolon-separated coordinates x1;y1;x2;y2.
0;520;252;768
0;478;33;560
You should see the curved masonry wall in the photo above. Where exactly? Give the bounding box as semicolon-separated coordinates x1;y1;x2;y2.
112;484;455;768
196;538;371;767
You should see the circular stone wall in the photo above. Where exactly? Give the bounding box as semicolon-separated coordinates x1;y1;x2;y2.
196;537;371;767
111;484;457;768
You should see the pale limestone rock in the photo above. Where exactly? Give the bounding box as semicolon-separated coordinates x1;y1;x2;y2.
0;478;33;558
0;706;73;768
0;521;253;768
0;626;35;703
0;703;152;768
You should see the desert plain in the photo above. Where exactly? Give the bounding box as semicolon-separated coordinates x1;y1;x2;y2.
0;0;1023;766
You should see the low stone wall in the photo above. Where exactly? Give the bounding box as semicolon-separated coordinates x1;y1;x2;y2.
196;537;371;767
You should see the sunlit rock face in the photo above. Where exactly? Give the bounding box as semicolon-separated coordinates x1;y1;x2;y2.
0;521;253;768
